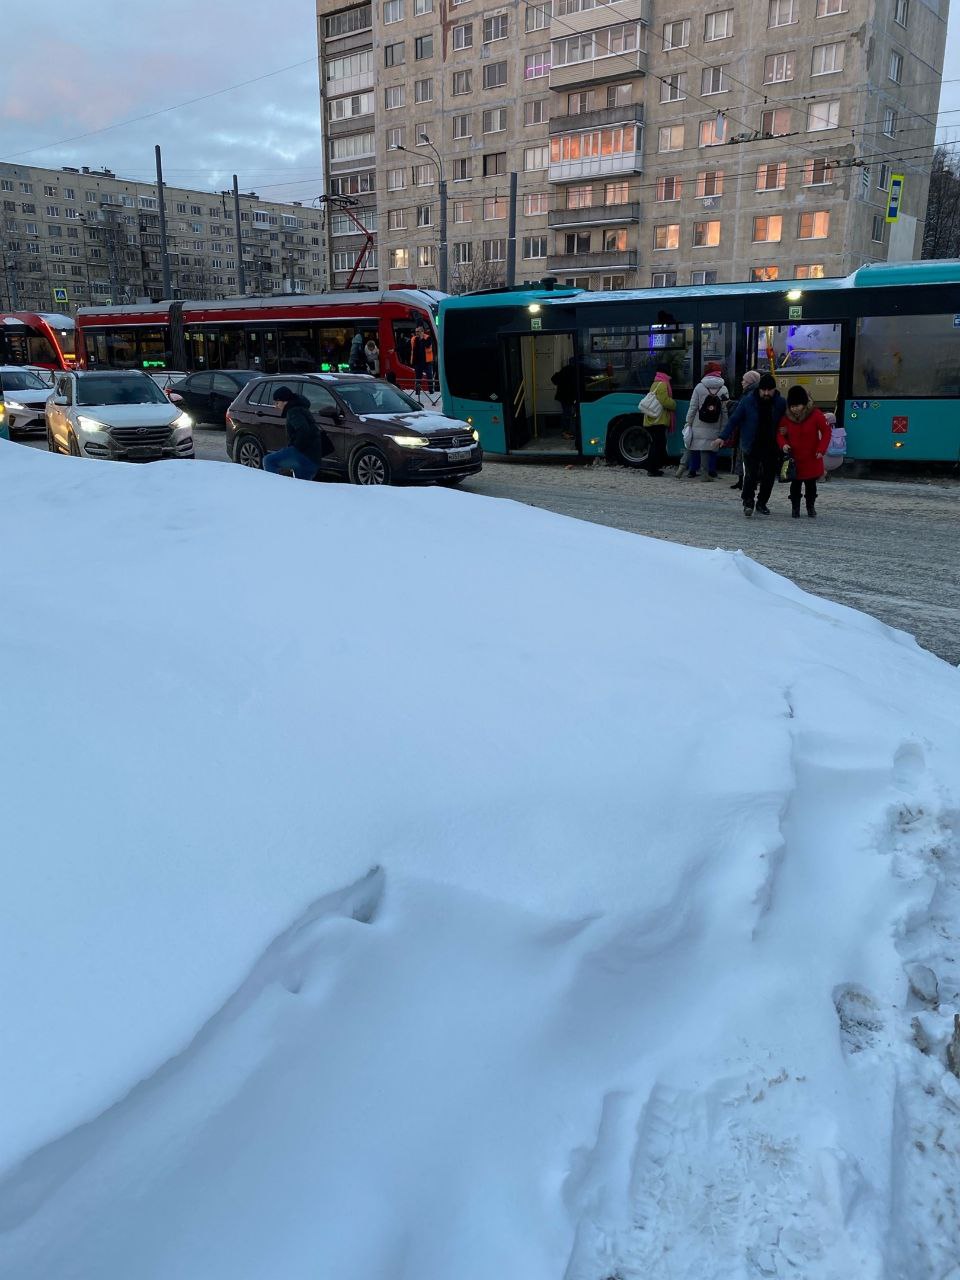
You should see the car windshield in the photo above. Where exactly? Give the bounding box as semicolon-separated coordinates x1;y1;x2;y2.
76;374;170;407
0;370;48;392
336;382;421;416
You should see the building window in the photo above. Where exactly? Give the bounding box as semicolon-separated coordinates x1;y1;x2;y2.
387;126;404;148
453;200;472;222
894;0;908;26
524;100;547;126
453;241;473;264
656;175;682;201
452;70;472;95
889;50;904;83
414;0;433;11
883;107;898;137
566;185;593;209
795;264;825;278
453;114;471;139
798;210;830;238
752;215;783;242
385;42;405;66
803;157;832;186
768;0;797;25
387;168;406;191
483;152;506;176
416;204;433;228
764;52;795;83
414;78;433;102
816;0;845;13
756;161;787;191
607;83;631;107
663;19;690;49
564;231;591;255
604;181;629;205
415;34;433;58
385;85;404;109
871;215;886;243
702;66;727;94
384;0;403;22
808;100;840;131
524;145;549;170
482;238;506;261
553;24;639;66
387;209;405;231
654;224;680;251
483;14;508;41
660;74;685;103
878;163;891;191
549;125;638;165
524;192;549;215
523;52;550;79
692;220;721;247
453;22;473;49
751;266;779;281
484;61;509;88
417;245;435;268
760;108;792;136
812;42;844;75
652;271;677;287
390;247;409;270
522;235;547;258
691;269;718;285
704;9;732;39
483;107;507;133
602;228;627;251
483;196;507;220
567;90;589;114
19;182;33;194
324;7;372;37
699;118;724;146
526;2;551;30
413;164;434;185
452;157;472;181
599;275;627;290
696;170;724;197
658;124;684;152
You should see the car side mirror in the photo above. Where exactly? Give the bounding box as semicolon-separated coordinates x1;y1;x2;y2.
167;392;183;403
53;395;68;406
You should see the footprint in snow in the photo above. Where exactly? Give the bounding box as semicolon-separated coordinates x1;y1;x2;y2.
833;983;885;1055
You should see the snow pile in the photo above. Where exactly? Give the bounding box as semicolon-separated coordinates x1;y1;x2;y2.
0;440;958;1279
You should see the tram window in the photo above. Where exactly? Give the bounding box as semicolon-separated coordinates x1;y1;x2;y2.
393;320;416;368
220;329;248;368
583;323;695;398
854;313;960;398
314;324;353;371
100;328;139;368
280;327;316;372
26;332;59;365
137;328;170;367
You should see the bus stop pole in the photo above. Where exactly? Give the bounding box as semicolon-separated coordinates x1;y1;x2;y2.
439;178;448;294
233;176;247;297
155;146;172;300
506;171;518;288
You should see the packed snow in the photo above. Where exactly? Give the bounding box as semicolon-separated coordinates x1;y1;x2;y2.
0;439;958;1279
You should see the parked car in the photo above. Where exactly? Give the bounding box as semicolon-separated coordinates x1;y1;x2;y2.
168;369;263;425
0;366;55;438
148;370;188;392
226;373;482;486
46;370;195;461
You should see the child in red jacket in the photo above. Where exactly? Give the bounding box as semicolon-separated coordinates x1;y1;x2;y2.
778;385;832;518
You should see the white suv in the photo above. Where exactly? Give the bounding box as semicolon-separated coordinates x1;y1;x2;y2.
47;369;195;461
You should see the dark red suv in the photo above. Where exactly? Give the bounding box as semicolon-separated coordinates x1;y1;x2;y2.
226;374;482;486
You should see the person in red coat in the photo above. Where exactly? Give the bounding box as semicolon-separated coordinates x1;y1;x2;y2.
778;385;832;518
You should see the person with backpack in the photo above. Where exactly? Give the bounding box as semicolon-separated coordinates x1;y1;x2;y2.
777;385;832;518
681;361;729;480
713;372;786;518
262;386;331;480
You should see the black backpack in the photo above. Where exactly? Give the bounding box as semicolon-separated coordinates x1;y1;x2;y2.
698;391;724;425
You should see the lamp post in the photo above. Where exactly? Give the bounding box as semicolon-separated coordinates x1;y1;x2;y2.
390;132;447;293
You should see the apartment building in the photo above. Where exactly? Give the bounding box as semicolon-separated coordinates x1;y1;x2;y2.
316;0;948;291
0;162;327;314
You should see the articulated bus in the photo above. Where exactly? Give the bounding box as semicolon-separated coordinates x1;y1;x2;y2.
438;260;960;465
76;290;444;390
0;312;76;371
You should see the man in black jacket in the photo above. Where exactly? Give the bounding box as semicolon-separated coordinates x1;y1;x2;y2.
263;386;330;479
714;373;786;518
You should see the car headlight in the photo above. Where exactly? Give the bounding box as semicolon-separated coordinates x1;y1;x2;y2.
4;399;26;411
77;415;110;433
471;428;480;442
387;434;431;449
173;411;193;430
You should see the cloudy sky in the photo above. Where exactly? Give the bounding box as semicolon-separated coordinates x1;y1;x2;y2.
0;0;957;205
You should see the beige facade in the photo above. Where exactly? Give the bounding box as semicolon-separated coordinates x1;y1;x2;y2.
316;0;948;292
0;162;327;314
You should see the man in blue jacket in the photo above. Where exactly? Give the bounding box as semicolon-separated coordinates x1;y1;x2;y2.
263;386;330;479
714;372;786;518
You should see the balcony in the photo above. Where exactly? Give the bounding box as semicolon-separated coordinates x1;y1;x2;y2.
549;47;647;92
551;0;650;33
549;201;641;229
549;102;644;136
546;249;638;272
548;147;643;184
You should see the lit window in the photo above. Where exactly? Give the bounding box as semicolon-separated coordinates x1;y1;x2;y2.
566;185;593;209
696;170;724;197
751;266;779;281
798;210;830;239
604;181;629;205
483;196;506;220
803;157;832;185
453;201;472;223
603;228;628;251
654;223;680;250
656;175;682;201
699;118;725;146
795;264;825;278
692;220;721;247
756;162;787;191
658;124;684;152
752;215;783;242
390;247;409;269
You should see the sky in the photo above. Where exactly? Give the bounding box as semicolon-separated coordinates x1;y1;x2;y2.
0;0;957;206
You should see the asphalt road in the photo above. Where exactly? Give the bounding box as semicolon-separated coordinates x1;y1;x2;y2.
22;426;960;666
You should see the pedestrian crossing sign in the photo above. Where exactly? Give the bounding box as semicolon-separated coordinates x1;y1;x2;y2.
52;287;69;303
885;174;905;223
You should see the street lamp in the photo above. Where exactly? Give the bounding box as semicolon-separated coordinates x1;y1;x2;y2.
390;132;448;293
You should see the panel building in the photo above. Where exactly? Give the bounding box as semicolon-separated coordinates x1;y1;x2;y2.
0;162;327;314
315;0;949;291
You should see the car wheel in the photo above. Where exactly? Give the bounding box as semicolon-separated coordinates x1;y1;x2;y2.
351;445;392;486
235;435;264;468
608;420;651;468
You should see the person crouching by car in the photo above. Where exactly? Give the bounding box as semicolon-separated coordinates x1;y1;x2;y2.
778;385;832;518
263;386;330;480
714;372;786;518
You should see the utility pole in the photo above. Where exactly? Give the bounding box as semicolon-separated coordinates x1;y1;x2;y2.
155;145;172;298
232;175;246;296
506;171;518;288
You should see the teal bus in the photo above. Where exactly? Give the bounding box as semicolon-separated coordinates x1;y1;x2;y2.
438;261;960;466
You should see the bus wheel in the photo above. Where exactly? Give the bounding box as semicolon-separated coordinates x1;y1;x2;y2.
608;419;651;468
235;435;264;468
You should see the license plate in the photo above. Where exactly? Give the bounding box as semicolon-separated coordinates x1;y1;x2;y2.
127;446;161;459
447;447;473;463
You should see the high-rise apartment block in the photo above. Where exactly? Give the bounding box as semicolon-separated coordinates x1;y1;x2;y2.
316;0;948;291
0;162;327;314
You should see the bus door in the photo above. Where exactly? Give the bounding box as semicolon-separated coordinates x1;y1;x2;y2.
744;319;844;410
500;331;578;453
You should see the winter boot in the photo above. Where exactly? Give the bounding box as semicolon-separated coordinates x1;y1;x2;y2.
806;504;817;518
791;503;801;518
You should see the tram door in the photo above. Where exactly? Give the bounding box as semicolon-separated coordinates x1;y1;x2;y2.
744;320;844;409
501;331;577;453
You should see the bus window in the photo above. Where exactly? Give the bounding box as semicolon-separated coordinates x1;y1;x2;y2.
854;313;960;398
700;322;737;393
582;323;695;400
758;322;841;406
443;307;516;401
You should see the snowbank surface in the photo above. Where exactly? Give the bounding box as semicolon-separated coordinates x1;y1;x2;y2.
1;440;958;1279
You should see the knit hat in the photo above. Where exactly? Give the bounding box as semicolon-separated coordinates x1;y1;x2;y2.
758;373;778;391
786;384;809;406
703;361;724;377
741;370;761;390
272;385;295;403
